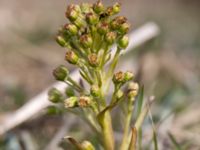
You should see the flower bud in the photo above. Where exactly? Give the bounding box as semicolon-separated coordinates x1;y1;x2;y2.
66;4;79;21
111;16;127;30
88;53;99;67
78;96;92;107
53;65;69;81
118;22;130;34
74;17;86;28
90;85;100;97
80;34;93;48
65;87;75;97
93;0;104;14
47;106;61;115
64;97;78;108
128;82;139;91
97;22;109;35
86;12;98;25
124;71;134;82
65;50;79;64
81;140;95;150
112;2;121;14
118;35;129;49
56;35;67;47
81;3;92;13
127;82;139;99
113;71;125;84
105;31;117;45
48;88;63;103
64;23;78;35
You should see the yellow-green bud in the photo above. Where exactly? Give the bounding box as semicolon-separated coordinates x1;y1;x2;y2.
80;34;93;48
88;53;99;67
105;31;117;45
111;16;127;30
86;12;98;25
78;96;92;107
48;88;63;103
65;50;79;65
113;71;125;84
74;17;86;28
64;23;78;35
81;141;95;150
64;97;78;108
112;2;121;14
56;35;67;47
53;65;69;81
90;85;100;97
93;0;105;14
81;3;92;13
66;4;79;21
118;22;130;34
97;22;109;35
124;71;134;82
118;35;129;49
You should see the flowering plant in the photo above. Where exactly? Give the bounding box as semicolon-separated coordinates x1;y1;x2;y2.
48;1;146;150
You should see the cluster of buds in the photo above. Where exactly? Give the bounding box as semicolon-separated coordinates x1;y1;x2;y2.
48;1;140;149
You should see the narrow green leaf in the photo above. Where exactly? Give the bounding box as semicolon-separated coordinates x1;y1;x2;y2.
136;85;144;119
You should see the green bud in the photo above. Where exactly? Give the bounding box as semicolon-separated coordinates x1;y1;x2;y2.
78;96;92;107
86;12;98;25
64;97;78;108
65;50;79;64
105;31;117;45
53;65;69;81
66;4;79;21
93;0;105;14
124;71;134;82
74;17;86;28
64;23;78;35
113;71;125;84
112;2;121;14
48;88;63;103
81;141;95;150
118;35;129;49
116;90;124;100
97;22;109;35
118;22;130;34
88;53;99;67
81;3;92;13
47;106;61;115
80;34;93;48
56;35;66;47
90;85;100;97
65;87;75;97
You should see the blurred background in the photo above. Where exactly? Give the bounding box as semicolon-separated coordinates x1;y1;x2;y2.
0;0;200;149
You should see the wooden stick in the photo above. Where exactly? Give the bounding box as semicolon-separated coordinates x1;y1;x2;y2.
0;22;160;136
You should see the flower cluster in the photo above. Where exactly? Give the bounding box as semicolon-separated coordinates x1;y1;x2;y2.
48;1;139;149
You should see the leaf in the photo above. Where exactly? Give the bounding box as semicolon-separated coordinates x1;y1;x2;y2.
128;127;137;150
136;85;144;119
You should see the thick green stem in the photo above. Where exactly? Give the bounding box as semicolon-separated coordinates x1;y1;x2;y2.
101;111;115;150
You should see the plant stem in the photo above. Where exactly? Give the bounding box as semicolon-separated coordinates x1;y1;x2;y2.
120;99;135;150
